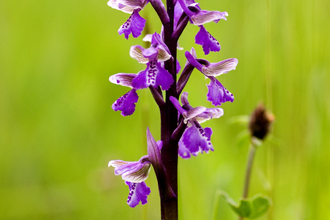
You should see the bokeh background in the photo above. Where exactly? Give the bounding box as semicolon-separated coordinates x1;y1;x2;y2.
1;0;329;219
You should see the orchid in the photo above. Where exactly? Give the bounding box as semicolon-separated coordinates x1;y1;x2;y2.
185;48;238;106
106;0;238;218
109;155;151;207
109;73;138;116
108;128;164;207
176;0;228;54
107;0;149;39
131;32;174;90
170;92;224;158
110;32;174;116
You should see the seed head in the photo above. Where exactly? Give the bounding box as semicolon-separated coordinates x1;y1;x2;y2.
248;104;275;140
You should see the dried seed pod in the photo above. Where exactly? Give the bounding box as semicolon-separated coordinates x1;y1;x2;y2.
248;104;275;140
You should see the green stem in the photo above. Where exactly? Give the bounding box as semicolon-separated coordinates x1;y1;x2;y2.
239;141;257;220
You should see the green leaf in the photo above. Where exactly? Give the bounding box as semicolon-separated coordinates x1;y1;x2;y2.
248;195;271;219
220;191;271;219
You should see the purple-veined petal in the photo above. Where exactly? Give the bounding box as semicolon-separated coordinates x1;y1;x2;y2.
180;122;214;157
202;58;238;77
108;0;147;14
195;26;220;55
130;45;149;63
191;10;228;25
118;10;146;39
184;106;207;123
112;89;139;116
156;45;172;61
109;155;151;183
206;77;234;106
109;73;136;88
126;181;151;207
195;107;224;123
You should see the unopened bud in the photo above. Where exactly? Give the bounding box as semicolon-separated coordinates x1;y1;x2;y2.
248;104;275;140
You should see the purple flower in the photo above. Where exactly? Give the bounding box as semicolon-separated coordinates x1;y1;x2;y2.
176;0;228;54
107;0;149;39
110;73;139;116
109;33;175;116
170;92;224;158
185;48;238;106
143;33;182;73
109;155;151;207
108;128;163;207
131;33;174;90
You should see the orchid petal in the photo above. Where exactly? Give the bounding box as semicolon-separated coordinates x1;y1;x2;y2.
126;181;151;208
178;138;191;159
195;108;224;123
191;10;228;25
180;123;213;157
156;45;172;61
130;45;149;63
118;10;146;39
132;61;174;90
202;58;238;76
184;107;207;123
195;26;220;55
109;73;136;88
151;32;172;56
142;47;159;60
112;89;139;116
142;34;153;42
108;0;147;13
109;155;151;183
155;62;174;90
206;77;234;106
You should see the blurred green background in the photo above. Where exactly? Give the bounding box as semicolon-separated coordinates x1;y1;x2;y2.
1;0;329;219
